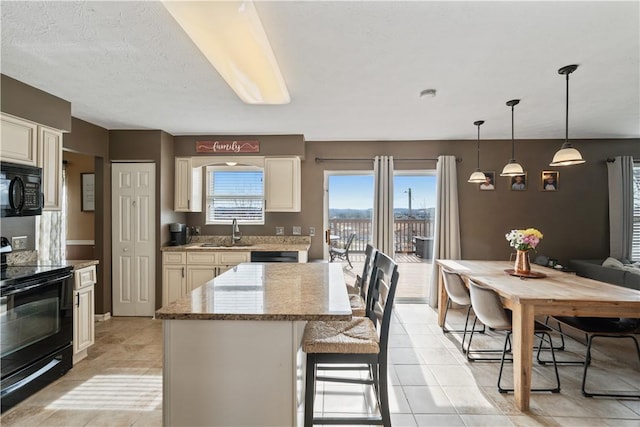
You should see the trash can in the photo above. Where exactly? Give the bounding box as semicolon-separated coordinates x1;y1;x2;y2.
413;236;433;259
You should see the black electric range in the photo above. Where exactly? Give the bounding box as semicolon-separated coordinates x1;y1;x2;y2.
1;264;73;292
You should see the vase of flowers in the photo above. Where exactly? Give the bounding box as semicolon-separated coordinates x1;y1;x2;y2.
505;228;543;275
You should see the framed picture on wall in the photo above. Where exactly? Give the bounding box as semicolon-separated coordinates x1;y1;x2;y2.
510;173;527;191
479;171;495;191
81;173;95;211
541;171;559;191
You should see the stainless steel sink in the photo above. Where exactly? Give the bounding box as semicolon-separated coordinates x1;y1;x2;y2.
199;243;253;248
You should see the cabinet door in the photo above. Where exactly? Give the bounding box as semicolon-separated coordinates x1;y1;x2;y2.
175;157;202;212
163;265;187;306
38;126;63;210
187;265;217;291
74;285;95;355
265;157;301;212
0;114;38;165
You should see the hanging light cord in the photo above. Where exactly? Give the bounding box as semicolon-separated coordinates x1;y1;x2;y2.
511;103;515;159
565;70;570;144
476;125;481;167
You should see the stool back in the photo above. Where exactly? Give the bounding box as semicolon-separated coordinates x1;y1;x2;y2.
468;280;511;331
366;251;400;356
442;270;470;306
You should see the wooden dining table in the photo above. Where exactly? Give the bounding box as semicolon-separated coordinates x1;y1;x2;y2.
435;259;640;412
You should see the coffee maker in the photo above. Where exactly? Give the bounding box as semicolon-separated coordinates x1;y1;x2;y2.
169;223;189;246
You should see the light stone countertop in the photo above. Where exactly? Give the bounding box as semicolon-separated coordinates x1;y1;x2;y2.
161;235;311;253
155;262;351;321
63;259;99;270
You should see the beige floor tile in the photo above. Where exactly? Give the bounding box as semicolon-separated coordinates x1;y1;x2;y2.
2;305;638;426
414;413;465;426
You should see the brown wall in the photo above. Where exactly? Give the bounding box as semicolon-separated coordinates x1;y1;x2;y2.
64;151;95;260
304;139;640;263
1;74;71;131
110;130;184;309
176;134;306;238
64;152;95;240
174;134;305;158
63;118;111;314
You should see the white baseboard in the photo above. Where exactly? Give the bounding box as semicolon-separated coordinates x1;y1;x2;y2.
95;312;111;322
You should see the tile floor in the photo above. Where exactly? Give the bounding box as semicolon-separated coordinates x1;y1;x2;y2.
2;305;639;426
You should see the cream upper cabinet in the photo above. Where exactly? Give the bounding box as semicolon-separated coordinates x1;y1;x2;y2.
175;157;202;212
0;113;38;166
38;126;63;210
264;157;301;212
0;114;63;210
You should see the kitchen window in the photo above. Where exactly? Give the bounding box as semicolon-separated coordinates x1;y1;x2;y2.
205;166;264;225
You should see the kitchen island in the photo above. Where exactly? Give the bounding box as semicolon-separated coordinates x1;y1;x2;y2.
155;262;351;427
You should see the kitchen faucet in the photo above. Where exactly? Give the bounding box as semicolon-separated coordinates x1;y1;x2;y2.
231;218;241;244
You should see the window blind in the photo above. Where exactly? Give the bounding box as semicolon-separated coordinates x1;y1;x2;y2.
206;167;264;224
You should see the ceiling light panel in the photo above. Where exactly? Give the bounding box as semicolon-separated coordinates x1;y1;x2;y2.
163;0;290;105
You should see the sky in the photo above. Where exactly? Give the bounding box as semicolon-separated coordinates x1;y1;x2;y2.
328;174;437;210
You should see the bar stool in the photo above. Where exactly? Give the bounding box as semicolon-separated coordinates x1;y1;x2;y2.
468;280;561;394
347;244;377;316
302;251;399;426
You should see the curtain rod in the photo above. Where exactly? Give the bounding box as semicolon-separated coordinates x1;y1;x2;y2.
314;157;461;163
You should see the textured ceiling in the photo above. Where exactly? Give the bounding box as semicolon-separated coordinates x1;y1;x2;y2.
1;1;638;141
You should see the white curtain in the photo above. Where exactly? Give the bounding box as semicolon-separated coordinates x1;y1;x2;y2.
37;167;66;263
607;156;634;260
429;155;461;307
373;156;395;258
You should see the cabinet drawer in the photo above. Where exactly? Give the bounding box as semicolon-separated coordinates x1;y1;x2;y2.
163;252;187;264
187;252;217;265
218;252;250;265
74;265;97;289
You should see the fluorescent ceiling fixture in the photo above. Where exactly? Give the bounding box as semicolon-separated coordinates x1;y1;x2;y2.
163;1;290;105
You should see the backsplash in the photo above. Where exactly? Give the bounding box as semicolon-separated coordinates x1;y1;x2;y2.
190;235;311;246
7;250;38;265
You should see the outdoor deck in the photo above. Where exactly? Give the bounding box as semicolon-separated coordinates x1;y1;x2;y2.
335;252;433;301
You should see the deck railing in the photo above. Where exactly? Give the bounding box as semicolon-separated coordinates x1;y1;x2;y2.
329;218;434;253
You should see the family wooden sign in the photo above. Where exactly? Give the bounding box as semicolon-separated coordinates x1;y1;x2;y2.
196;140;260;153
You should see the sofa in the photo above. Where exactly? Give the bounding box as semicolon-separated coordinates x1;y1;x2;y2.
568;258;640;291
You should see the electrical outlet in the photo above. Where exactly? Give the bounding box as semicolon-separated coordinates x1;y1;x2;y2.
275;226;284;236
12;236;27;250
309;227;316;236
193;226;201;235
292;226;301;235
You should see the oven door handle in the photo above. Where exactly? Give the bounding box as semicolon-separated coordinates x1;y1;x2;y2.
1;273;73;297
0;358;60;398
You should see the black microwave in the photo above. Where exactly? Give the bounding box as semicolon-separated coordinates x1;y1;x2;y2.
0;162;43;217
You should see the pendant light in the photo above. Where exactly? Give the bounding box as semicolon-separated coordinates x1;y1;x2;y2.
468;120;486;183
500;99;525;176
550;64;586;166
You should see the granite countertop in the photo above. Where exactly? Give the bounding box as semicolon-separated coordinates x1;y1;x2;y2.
155;262;351;321
161;235;311;253
63;259;100;270
6;250;99;270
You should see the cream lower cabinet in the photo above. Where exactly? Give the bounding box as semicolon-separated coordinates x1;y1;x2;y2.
162;252;187;307
73;265;96;364
186;252;217;292
163;251;250;306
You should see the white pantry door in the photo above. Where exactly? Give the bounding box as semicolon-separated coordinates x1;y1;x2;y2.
112;163;156;316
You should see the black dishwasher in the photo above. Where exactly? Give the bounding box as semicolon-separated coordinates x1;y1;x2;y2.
250;251;299;263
